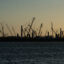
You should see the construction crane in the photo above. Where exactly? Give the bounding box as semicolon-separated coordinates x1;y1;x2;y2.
6;24;13;36
29;17;35;31
23;27;29;37
12;26;16;36
38;23;43;36
60;28;64;38
0;23;5;37
28;17;35;37
51;22;59;38
32;29;37;38
62;31;64;38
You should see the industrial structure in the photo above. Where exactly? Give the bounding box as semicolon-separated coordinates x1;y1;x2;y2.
0;17;64;41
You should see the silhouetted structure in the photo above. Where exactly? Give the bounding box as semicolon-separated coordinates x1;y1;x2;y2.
38;23;43;36
21;25;23;38
6;24;13;36
12;26;16;36
0;17;64;42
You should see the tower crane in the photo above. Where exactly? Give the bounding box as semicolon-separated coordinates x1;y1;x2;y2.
51;22;59;38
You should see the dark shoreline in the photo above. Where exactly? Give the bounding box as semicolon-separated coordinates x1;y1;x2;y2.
0;37;64;43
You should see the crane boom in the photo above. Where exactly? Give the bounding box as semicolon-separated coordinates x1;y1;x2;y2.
51;22;59;38
6;24;13;36
29;17;35;31
51;22;54;37
38;24;43;36
12;26;16;36
30;17;35;28
27;17;35;37
0;23;5;37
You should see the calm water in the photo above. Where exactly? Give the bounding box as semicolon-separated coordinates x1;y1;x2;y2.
0;42;64;64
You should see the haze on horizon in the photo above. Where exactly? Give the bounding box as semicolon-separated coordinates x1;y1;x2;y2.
0;0;64;36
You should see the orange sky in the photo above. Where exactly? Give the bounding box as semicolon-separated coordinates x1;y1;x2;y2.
0;0;64;36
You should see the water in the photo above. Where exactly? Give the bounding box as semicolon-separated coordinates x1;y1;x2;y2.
0;42;64;64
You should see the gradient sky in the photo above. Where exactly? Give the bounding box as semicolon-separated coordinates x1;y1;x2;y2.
0;0;64;35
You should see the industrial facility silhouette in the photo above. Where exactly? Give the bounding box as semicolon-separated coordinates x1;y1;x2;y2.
0;17;64;42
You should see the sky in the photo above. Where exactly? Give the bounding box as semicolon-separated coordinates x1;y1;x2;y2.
0;0;64;36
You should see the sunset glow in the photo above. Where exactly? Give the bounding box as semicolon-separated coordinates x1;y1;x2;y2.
0;0;64;36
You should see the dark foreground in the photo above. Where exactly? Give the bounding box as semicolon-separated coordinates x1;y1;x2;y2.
0;37;64;43
0;42;64;64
